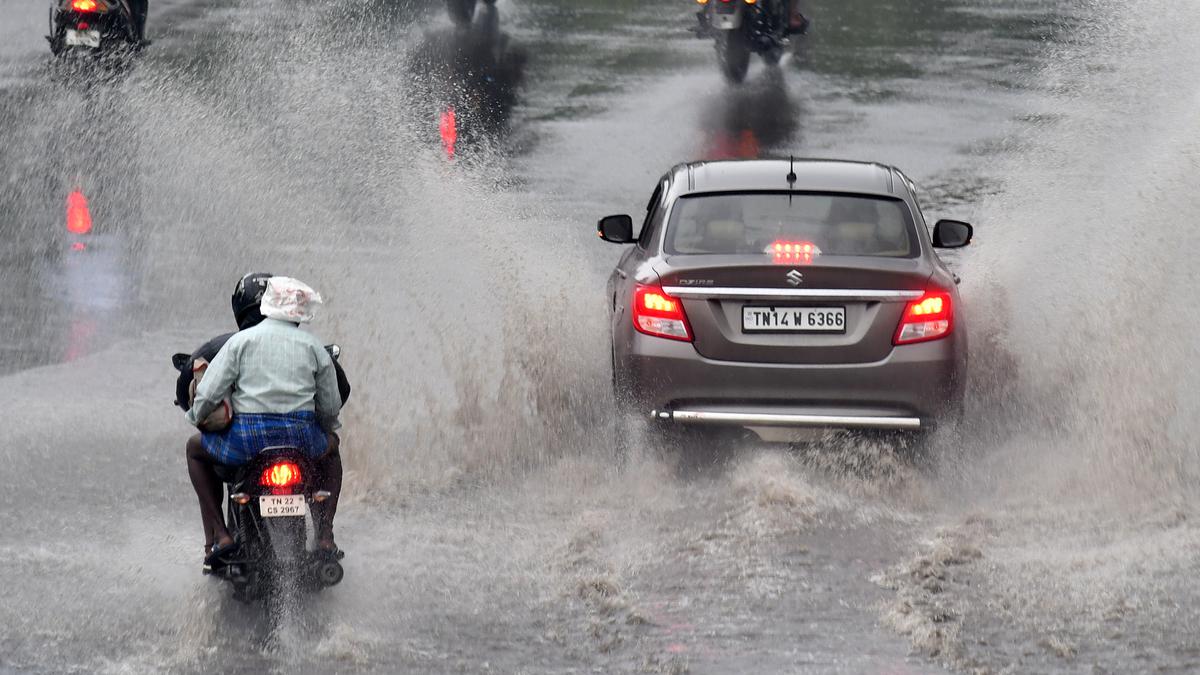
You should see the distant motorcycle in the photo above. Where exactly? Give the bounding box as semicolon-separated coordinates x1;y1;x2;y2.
170;344;346;604
47;0;141;57
446;0;496;27
695;0;789;83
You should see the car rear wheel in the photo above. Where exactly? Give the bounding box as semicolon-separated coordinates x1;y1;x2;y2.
612;412;700;459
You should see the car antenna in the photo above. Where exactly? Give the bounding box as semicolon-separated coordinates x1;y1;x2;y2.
787;155;797;205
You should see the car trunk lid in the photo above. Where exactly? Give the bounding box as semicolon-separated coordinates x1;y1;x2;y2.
657;255;932;364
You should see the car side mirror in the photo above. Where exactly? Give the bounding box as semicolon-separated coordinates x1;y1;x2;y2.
172;353;191;372
597;214;635;244
933;219;973;248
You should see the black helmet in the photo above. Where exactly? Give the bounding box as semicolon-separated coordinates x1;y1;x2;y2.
231;272;273;330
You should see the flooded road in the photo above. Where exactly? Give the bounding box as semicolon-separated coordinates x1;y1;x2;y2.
1;0;1197;672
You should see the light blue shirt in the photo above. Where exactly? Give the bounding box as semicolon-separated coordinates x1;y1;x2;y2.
186;318;342;432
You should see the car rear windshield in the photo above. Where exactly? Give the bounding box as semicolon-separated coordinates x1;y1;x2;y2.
664;192;920;258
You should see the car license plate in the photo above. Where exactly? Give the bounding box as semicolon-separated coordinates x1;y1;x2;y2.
260;494;305;518
743;306;846;333
66;29;101;48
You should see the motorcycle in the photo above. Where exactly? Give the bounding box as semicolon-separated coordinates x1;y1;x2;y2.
170;344;346;604
694;0;789;83
445;0;496;27
47;0;141;57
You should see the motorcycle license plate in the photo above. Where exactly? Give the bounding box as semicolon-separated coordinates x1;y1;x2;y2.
260;494;305;518
713;13;741;29
66;29;101;48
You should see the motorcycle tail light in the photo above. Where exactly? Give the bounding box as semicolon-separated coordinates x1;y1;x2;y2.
260;461;303;489
71;0;99;12
894;291;953;345
66;189;92;235
633;284;692;342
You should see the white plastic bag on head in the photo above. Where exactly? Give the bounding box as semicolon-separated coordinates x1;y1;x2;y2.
260;276;323;323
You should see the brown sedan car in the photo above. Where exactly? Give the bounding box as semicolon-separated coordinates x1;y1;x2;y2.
598;159;973;444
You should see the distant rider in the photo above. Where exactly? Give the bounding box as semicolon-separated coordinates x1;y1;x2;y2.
181;274;346;566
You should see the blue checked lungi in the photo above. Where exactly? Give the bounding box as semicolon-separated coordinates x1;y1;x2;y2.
201;411;329;466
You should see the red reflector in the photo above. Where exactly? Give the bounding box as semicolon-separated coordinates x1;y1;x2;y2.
633;284;692;342
66;190;93;235
77;21;89;29
439;107;457;159
260;461;303;488
894;291;953;345
770;240;819;264
71;242;87;251
72;0;98;11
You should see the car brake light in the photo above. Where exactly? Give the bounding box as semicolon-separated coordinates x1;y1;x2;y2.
72;0;98;12
260;461;302;489
770;240;819;264
894;291;953;345
439;106;457;159
633;284;692;342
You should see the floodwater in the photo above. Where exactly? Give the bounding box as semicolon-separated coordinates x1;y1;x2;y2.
1;0;1197;672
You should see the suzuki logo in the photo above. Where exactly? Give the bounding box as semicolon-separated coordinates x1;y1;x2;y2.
786;269;804;286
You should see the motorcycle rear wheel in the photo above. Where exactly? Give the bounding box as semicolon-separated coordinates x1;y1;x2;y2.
446;0;477;26
717;30;751;84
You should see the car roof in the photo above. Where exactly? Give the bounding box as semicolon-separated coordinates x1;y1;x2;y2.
673;159;906;199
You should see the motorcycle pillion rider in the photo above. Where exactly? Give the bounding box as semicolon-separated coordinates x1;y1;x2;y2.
178;273;348;567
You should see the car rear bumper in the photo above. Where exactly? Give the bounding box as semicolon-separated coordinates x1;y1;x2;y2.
616;331;964;431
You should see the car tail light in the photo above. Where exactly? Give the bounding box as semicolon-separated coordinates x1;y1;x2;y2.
769;240;819;264
633;284;692;342
439;106;457;159
71;0;98;12
894;291;953;345
260;461;302;489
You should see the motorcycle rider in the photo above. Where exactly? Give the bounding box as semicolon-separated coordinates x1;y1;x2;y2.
181;274;345;566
